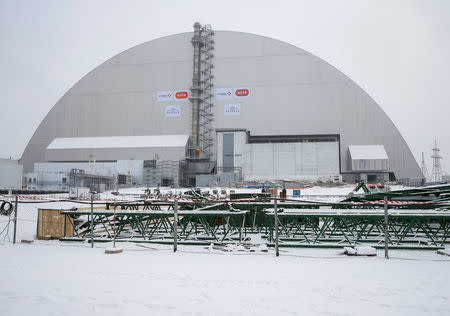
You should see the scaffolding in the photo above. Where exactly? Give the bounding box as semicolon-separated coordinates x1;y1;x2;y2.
190;23;215;159
198;25;215;158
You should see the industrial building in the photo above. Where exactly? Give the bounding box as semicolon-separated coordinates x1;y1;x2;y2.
0;158;23;189
21;23;423;188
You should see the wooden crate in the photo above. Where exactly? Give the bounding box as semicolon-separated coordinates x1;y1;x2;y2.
36;209;73;240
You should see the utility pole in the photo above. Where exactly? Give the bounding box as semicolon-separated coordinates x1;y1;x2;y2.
173;199;178;252
384;198;389;259
274;198;279;257
420;152;428;182
13;195;18;244
90;192;94;248
431;140;443;182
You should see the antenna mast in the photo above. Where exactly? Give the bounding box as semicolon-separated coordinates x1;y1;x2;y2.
420;152;428;181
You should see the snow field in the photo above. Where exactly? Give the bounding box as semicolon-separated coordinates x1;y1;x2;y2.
1;242;449;316
0;186;449;315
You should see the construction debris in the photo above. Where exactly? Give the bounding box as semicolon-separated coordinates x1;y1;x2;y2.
341;246;377;256
436;249;450;257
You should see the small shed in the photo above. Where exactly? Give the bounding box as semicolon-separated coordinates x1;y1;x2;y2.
349;145;389;171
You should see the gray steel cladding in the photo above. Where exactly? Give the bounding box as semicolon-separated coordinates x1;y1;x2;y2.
21;31;422;180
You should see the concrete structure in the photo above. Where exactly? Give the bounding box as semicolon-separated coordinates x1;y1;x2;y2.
346;145;390;182
25;164;115;191
46;135;188;162
216;130;340;181
21;27;423;185
0;158;23;189
143;160;181;186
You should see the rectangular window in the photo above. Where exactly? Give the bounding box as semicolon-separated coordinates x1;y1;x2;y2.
359;160;367;170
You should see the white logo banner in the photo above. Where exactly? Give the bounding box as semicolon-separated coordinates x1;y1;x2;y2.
216;88;233;100
234;87;250;98
224;104;241;116
165;105;181;117
174;90;190;101
157;91;173;102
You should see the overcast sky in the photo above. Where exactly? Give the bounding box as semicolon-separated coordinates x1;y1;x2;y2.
1;0;449;174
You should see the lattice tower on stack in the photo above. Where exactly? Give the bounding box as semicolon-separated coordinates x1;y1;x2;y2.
198;24;215;159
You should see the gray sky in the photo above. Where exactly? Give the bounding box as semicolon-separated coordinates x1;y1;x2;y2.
1;0;449;174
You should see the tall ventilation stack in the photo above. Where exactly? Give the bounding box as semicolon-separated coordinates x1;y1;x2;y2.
430;140;443;182
189;22;215;158
184;22;215;186
190;22;202;155
420;152;428;182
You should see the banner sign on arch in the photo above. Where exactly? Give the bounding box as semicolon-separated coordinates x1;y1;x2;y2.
234;87;250;98
224;104;241;116
157;91;173;102
216;88;233;100
165;105;181;117
174;90;190;101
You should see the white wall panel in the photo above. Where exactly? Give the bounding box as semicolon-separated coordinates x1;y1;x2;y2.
244;141;339;180
273;143;296;178
248;144;273;179
317;142;339;175
301;143;318;176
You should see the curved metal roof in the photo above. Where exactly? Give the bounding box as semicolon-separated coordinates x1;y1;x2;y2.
21;30;422;179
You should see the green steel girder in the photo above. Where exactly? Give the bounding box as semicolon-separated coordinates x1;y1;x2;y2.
61;210;248;243
60;206;450;249
266;211;450;247
342;184;450;203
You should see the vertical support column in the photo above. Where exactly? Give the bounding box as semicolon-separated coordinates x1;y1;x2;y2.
64;213;67;237
90;193;94;248
173;199;178;252
384;198;389;259
13;195;18;244
113;202;117;249
274;198;279;257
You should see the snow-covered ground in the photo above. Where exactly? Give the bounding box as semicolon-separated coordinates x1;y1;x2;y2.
1;186;449;315
1;242;449;315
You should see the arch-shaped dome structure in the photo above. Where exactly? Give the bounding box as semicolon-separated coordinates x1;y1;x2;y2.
21;29;423;184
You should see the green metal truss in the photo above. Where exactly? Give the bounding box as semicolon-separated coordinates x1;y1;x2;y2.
265;209;450;248
61;209;248;243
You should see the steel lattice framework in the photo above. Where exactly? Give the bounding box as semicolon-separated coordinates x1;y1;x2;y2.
431;140;443;182
198;25;215;158
265;210;450;249
61;209;247;244
60;205;450;250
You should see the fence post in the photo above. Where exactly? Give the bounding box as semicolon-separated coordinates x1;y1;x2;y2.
173;199;178;253
113;201;117;249
13;195;18;244
90;193;94;248
384;198;389;259
274;198;279;257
